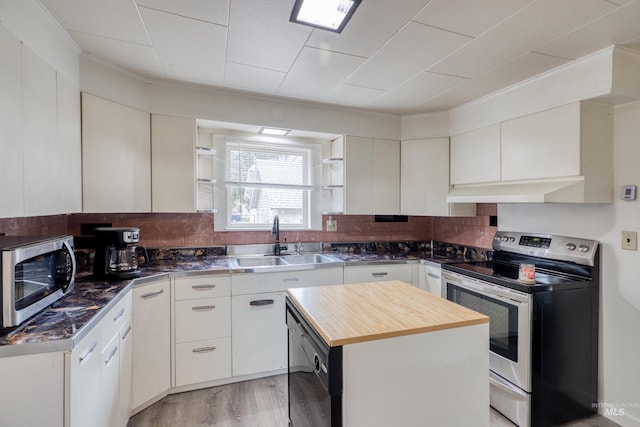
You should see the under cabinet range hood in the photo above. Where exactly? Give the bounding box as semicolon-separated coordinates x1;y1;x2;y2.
446;176;604;204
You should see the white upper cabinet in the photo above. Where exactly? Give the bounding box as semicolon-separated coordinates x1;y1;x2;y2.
0;26;24;218
82;93;151;213
151;114;196;213
501;103;581;181
325;135;400;215
450;124;501;185
401;138;476;217
56;73;82;214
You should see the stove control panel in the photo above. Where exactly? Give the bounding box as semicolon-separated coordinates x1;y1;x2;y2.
493;231;598;266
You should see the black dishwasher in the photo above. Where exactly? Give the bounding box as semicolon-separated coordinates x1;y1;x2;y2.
286;297;342;427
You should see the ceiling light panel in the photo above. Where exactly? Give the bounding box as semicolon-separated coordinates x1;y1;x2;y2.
259;127;291;136
290;0;362;33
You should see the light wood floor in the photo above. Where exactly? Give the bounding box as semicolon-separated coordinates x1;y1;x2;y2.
128;375;620;427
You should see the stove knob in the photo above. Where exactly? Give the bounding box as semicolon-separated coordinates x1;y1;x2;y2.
566;243;576;251
578;244;590;253
501;236;509;242
508;237;515;242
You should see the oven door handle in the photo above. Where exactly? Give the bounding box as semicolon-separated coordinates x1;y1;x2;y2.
445;273;530;305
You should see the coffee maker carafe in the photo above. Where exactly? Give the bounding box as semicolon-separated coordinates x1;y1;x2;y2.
94;227;142;279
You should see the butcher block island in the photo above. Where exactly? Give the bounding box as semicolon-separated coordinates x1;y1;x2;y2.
286;280;490;427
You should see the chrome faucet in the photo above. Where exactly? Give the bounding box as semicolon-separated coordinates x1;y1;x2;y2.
271;215;288;256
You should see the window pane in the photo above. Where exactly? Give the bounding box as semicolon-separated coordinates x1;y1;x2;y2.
229;185;307;226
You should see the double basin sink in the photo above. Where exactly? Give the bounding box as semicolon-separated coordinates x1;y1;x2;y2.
228;253;341;269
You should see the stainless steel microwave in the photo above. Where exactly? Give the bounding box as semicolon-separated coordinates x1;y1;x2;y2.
1;235;76;328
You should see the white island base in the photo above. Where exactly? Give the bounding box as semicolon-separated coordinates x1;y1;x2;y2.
342;323;489;427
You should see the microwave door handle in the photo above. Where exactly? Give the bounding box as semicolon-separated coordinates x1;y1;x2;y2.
62;240;76;291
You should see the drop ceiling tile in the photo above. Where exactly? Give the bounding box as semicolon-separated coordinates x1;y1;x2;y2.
72;31;163;77
439;51;571;102
276;47;366;101
136;0;230;26
306;0;431;57
535;1;640;60
328;84;386;107
140;7;226;85
345;21;472;90
42;0;150;45
413;97;464;113
224;62;285;94
430;0;619;78
369;71;468;110
226;0;311;73
414;0;533;37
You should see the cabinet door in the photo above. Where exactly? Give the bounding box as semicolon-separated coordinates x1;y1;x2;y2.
175;337;232;386
232;292;287;376
420;262;442;296
501;103;581;181
175;296;231;343
344;264;413;284
69;324;103;427
401;138;450;216
22;45;58;216
82;93;151;213
56;74;82;213
0;352;64;427
0;26;24;218
344;136;374;214
132;279;171;410
118;317;133;427
151;114;196;212
450;124;501;185
101;332;121;427
373;139;400;214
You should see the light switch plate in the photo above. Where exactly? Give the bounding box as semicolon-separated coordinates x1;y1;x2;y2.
621;231;637;250
326;218;337;232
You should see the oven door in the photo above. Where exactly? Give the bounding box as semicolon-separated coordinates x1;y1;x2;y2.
443;271;532;392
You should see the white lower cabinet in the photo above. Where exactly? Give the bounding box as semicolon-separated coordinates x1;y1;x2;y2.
68;290;133;427
132;279;171;411
232;292;287;376
173;275;232;388
419;261;443;296
344;264;414;285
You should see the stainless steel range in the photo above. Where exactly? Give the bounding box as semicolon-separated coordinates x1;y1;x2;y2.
442;231;599;427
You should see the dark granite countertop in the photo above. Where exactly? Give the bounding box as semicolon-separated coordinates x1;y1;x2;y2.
1;243;488;357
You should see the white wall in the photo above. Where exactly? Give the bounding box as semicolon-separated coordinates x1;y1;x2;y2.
80;57;401;140
499;101;640;427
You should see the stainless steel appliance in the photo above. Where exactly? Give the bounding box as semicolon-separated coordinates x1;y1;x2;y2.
286;297;342;427
93;227;142;279
442;231;599;427
0;235;76;328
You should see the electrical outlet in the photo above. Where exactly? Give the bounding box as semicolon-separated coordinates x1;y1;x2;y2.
621;231;637;250
326;218;337;232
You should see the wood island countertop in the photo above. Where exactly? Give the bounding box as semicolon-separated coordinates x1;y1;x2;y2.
287;280;489;347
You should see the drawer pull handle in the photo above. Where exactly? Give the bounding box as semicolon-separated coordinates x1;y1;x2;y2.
192;346;216;354
371;272;388;277
283;277;299;283
250;299;275;307
105;345;119;366
113;307;125;322
427;272;440;279
192;305;216;311
122;325;132;341
79;341;98;364
192;284;215;290
141;289;164;299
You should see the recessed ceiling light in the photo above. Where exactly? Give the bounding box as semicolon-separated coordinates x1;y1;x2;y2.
290;0;362;33
259;127;291;136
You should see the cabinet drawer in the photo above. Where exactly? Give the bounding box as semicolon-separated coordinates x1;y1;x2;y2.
174;275;231;300
231;267;343;295
175;297;231;343
175;337;231;387
101;291;132;351
344;264;413;284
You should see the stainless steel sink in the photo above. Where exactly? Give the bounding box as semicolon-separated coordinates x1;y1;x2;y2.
281;254;337;265
231;256;289;268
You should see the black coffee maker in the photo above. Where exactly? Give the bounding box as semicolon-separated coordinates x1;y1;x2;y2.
94;227;142;279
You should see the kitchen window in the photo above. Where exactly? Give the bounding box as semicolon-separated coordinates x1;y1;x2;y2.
210;133;324;231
